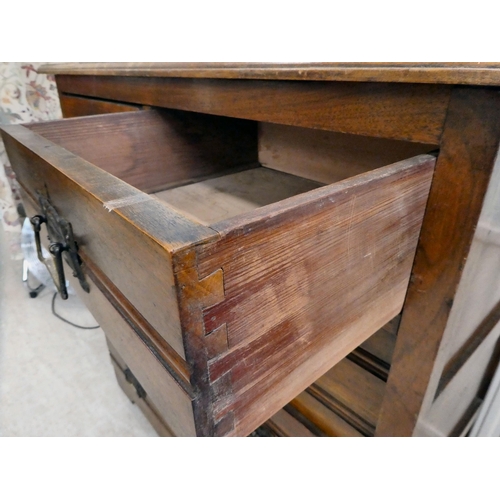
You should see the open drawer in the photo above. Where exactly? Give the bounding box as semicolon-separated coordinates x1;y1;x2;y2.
0;109;435;436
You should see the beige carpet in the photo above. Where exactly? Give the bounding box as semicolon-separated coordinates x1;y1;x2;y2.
0;224;157;436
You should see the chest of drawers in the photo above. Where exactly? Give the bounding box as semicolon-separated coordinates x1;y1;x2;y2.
3;63;500;436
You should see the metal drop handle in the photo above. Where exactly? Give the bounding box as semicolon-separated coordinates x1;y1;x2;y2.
30;215;69;299
29;195;89;300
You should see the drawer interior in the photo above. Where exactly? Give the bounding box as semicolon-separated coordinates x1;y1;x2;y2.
27;108;435;228
12;108;437;436
152;167;324;225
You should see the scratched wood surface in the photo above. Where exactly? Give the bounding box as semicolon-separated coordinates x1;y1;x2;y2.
195;156;435;435
41;62;500;87
259;317;397;437
2;96;442;436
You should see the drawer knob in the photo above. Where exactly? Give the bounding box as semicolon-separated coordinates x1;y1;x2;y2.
30;195;90;300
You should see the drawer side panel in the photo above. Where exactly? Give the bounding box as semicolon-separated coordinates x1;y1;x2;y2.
197;156;435;435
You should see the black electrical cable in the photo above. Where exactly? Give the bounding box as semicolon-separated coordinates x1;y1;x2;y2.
51;292;100;330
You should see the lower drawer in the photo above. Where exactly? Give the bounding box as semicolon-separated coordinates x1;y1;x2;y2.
262;318;398;437
107;340;175;437
1;109;435;436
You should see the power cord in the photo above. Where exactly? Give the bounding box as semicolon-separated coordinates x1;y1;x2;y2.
51;292;100;330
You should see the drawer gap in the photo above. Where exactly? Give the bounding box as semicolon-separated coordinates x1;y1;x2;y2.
257;317;398;437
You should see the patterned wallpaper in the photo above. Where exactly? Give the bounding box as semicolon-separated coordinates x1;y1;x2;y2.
0;63;62;258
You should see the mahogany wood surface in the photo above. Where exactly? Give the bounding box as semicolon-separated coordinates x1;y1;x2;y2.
9;64;500;436
55;76;450;144
310;358;386;436
0;124;218;360
153;167;324;225
59;94;141;117
287;392;363;437
259;123;435;184
41;62;500;86
376;87;500;436
28;109;257;193
196;156;434;435
264;409;316;437
19;187;195;436
110;358;173;437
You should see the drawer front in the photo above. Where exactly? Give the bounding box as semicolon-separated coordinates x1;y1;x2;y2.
1;123;217;362
18;190;196;436
1;112;435;436
108;347;174;437
76;264;197;437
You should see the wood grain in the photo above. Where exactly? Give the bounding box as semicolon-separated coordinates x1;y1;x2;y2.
360;314;399;365
1;124;218;359
153;167;324;225
309;358;386;435
59;94;141;117
109;349;174;437
287;392;363;437
376;87;500;436
196;155;435;436
41;62;500;87
262;316;397;437
259;123;435;184
55;76;450;143
171;247;229;436
66;258;196;436
28;109;258;193
348;315;399;379
10;64;500;437
264;409;316;437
